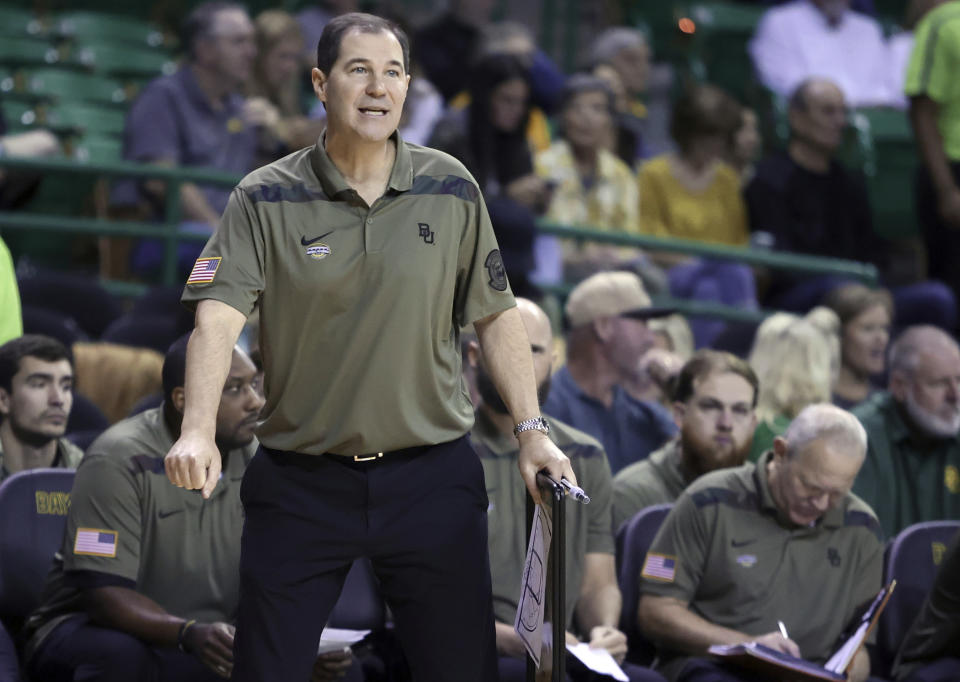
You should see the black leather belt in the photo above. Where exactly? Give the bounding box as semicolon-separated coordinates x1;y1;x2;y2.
263;443;435;471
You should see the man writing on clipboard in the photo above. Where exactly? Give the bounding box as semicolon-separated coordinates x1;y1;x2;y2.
637;404;882;682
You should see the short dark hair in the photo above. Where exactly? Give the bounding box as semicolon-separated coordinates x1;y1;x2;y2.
162;332;191;405
672;349;759;408
182;1;246;60
669;84;741;155
560;73;616;119
316;12;410;75
0;334;73;393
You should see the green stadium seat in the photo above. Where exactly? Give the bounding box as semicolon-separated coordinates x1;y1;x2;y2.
857;107;920;240
0;37;60;69
685;2;766;100
0;6;44;38
54;11;169;49
45;103;126;138
72;135;123;164
73;44;177;81
25;69;127;106
0;99;39;131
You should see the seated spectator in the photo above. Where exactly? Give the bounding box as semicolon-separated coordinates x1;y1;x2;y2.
429;52;547;296
747;307;840;461
638;84;757;347
588;28;654;166
853;325;960;539
612;350;758;532
638;404;882;682
0;99;60;211
893;529;960;682
639;84;748;248
823;283;893;409
749;0;900;107
649;315;695;361
22;335;357;682
111;2;258;275
72;343;163;424
246;10;324;165
533;74;647;285
0;334;82;481
0;237;21;345
746;77;957;329
416;0;495;103
543;272;677;475
468;298;665;682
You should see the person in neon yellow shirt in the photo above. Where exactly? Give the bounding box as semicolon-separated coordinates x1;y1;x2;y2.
0;237;21;345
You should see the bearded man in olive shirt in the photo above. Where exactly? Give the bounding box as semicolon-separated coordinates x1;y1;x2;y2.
166;13;575;682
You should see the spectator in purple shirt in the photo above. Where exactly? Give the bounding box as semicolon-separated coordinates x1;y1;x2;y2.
112;1;258;274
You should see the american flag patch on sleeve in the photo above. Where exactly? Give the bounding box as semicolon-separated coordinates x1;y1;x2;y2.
641;552;676;582
186;257;221;284
74;528;118;557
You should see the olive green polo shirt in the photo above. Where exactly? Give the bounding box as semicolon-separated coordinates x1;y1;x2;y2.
182;132;516;456
0;437;84;482
853;391;960;540
470;411;615;632
640;452;883;682
611;439;687;532
24;407;255;652
905;1;960;161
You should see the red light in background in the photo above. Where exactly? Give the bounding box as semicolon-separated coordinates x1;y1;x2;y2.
678;18;696;34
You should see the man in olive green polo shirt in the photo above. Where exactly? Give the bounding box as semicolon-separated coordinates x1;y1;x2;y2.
0;334;82;481
611;350;758;532
907;1;960;300
166;13;575;682
853;325;960;539
638;404;883;682
469;298;665;682
21;334;266;682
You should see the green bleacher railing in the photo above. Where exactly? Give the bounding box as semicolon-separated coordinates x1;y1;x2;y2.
0;156;879;322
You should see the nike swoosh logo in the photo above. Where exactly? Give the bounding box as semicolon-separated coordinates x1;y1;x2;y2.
731;538;757;548
158;509;184;519
301;231;333;246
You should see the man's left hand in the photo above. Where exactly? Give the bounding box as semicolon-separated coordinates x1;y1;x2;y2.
311;648;355;681
587;625;628;663
516;431;576;505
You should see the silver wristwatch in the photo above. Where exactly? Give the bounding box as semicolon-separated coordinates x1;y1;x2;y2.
513;416;550;438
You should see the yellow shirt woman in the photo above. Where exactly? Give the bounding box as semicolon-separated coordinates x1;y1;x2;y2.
637;154;749;246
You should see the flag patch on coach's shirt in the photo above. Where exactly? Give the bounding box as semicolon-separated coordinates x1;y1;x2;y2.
74;528;118;557
186;257;221;284
641;552;676;582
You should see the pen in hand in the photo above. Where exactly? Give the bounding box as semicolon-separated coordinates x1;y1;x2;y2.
536;470;590;504
778;620;789;640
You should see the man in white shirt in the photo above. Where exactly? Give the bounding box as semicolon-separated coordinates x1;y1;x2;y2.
749;0;900;108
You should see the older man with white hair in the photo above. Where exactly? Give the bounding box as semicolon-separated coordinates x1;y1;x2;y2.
853;325;960;539
638;403;882;682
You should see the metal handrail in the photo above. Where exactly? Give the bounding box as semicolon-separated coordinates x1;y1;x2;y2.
0;156;880;319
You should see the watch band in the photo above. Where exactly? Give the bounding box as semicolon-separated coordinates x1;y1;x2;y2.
514;416;550;437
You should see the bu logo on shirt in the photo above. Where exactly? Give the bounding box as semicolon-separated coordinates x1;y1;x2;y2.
418;222;435;244
827;547;841;567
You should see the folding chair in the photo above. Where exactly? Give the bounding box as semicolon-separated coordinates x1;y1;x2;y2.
616;504;673;665
876;520;960;676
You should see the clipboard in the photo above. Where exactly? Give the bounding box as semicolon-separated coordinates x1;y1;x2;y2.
708;580;897;682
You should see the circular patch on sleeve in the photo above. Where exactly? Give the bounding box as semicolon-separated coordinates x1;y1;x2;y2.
484;249;508;292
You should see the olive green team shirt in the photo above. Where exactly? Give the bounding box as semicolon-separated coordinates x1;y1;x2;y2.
905;1;960;161
853;392;960;540
24;407;255;653
182;132;515;456
611;439;687;532
0;437;83;482
470;411;615;631
640;452;883;682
